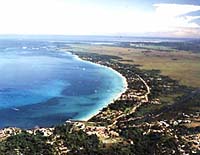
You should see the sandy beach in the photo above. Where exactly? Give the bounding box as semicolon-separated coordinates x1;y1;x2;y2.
65;50;128;121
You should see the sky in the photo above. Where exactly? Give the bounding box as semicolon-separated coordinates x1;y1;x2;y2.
0;0;200;38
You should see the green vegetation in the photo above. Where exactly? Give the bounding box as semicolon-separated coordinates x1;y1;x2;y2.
53;124;100;154
0;43;199;155
69;42;200;87
0;131;55;155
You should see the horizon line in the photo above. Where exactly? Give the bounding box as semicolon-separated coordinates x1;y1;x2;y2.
0;34;197;39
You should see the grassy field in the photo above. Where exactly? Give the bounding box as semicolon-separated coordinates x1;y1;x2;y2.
69;44;200;88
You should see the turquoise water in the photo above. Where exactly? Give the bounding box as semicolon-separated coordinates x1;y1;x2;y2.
0;39;126;129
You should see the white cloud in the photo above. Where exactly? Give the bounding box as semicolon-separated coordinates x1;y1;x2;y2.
0;1;200;37
153;3;200;17
148;3;200;37
124;3;200;37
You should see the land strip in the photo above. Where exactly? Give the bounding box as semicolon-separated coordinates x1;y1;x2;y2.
69;44;200;87
0;45;199;155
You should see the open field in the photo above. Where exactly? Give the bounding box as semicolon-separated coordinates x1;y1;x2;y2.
69;44;200;87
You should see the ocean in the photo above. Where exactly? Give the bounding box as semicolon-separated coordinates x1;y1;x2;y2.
0;38;126;129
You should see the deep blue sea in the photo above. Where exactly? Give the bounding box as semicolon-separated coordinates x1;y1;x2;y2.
0;39;126;129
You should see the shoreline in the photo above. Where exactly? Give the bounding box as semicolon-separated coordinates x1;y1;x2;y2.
0;50;128;130
1;49;199;155
66;51;128;121
0;41;199;154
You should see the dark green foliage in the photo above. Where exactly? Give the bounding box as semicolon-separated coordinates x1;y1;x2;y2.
0;131;55;155
54;123;100;154
65;130;99;150
99;143;134;155
54;123;73;135
120;128;152;155
120;127;182;155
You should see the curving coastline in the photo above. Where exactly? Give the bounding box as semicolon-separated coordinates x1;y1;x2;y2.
65;51;128;121
0;48;128;129
0;49;199;155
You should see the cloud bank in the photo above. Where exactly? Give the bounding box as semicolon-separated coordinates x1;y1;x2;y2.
150;3;200;37
0;0;200;37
